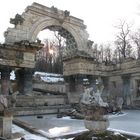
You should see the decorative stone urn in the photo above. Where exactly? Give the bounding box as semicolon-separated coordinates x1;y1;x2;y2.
84;120;109;132
81;78;109;133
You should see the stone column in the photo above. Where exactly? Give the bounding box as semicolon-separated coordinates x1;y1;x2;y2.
1;67;10;95
15;69;24;94
23;68;34;94
16;68;34;94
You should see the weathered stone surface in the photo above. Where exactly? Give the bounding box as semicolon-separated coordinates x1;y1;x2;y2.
73;131;128;140
33;82;66;94
0;116;13;138
0;43;40;68
0;95;8;112
64;56;140;106
5;2;92;58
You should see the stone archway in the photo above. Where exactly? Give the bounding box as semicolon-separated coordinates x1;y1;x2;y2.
42;25;78;57
5;2;92;57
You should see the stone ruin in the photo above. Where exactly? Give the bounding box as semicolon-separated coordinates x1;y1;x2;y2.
0;2;92;138
0;2;140;139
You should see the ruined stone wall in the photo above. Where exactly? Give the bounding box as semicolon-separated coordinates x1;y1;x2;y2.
0;46;36;68
33;82;66;94
64;58;140;77
63;58;108;76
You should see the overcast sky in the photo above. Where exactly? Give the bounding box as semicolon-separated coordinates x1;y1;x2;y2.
0;0;140;44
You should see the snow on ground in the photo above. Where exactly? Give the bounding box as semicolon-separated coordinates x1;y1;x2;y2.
40;76;64;83
108;110;140;137
108;112;127;119
34;71;64;83
108;128;140;138
12;124;73;140
9;71;64;83
10;70;16;80
34;71;62;77
12;125;47;140
13;110;140;139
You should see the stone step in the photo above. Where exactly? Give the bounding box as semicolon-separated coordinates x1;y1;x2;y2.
16;94;68;107
13;105;72;116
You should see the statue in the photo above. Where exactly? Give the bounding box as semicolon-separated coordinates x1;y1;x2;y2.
64;10;70;17
80;78;109;132
51;6;58;13
0;95;8;112
0;81;18;113
0;93;17;113
87;40;94;48
81;78;108;107
10;14;24;26
81;85;108;107
74;79;128;139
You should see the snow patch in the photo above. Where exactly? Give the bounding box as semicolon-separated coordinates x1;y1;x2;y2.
34;71;64;83
10;70;15;80
49;127;70;136
108;128;140;137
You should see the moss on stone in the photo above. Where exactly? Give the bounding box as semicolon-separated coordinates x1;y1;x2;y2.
73;131;128;140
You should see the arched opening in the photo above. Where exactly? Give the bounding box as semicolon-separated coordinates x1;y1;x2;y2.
35;25;77;74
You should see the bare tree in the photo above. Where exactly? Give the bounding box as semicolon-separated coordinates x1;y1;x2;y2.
112;48;118;64
104;44;112;64
35;39;57;73
96;44;104;63
93;43;113;64
35;30;66;74
114;20;132;60
53;31;66;74
131;29;140;59
93;43;99;62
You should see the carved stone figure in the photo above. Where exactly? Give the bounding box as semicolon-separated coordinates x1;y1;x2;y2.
10;14;24;26
0;95;8;112
81;79;108;107
9;92;18;108
64;10;70;17
51;6;58;13
81;87;93;105
87;40;94;48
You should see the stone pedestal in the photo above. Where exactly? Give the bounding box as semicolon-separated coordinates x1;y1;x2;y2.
16;68;34;94
84;120;109;132
0;110;13;139
81;99;109;133
23;68;34;94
